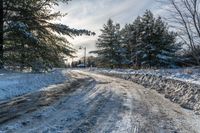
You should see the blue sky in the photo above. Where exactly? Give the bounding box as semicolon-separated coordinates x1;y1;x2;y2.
55;0;165;60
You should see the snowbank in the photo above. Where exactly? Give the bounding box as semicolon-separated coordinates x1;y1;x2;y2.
0;69;68;101
89;68;200;114
90;67;200;85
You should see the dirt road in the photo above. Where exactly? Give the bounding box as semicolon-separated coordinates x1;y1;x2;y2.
0;70;199;133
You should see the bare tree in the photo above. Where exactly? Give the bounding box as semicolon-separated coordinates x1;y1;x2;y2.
160;0;200;65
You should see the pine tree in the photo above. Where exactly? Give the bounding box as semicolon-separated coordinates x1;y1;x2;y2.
91;19;125;68
1;0;95;71
136;10;156;67
121;23;138;67
113;24;128;68
122;10;179;68
138;10;179;67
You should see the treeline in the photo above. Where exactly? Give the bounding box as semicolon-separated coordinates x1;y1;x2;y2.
92;10;197;69
0;0;94;71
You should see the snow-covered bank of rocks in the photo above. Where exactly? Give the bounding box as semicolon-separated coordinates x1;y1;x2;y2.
89;68;200;114
0;69;68;101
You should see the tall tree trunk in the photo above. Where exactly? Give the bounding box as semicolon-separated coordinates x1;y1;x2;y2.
0;0;4;69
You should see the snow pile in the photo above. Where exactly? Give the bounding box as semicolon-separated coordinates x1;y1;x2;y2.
90;67;200;85
89;67;200;114
0;69;68;101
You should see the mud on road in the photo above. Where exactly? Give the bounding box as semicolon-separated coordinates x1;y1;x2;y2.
0;70;199;133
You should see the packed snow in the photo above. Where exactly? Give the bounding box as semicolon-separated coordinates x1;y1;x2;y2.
89;67;200;85
1;70;199;133
0;69;68;101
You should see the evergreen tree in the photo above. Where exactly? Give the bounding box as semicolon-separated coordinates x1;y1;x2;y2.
1;0;95;71
113;24;128;68
139;10;179;67
91;19;125;68
122;10;179;68
121;23;138;67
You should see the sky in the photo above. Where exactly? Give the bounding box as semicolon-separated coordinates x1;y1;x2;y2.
54;0;165;61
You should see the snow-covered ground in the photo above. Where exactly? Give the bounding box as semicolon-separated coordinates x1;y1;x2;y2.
0;70;199;133
90;67;200;85
1;67;199;102
0;69;68;101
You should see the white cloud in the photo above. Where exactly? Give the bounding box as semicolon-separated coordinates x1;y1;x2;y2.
54;0;166;60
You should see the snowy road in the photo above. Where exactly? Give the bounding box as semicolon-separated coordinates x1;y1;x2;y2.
0;70;199;133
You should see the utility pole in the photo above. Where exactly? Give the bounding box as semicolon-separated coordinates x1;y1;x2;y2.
79;46;86;67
